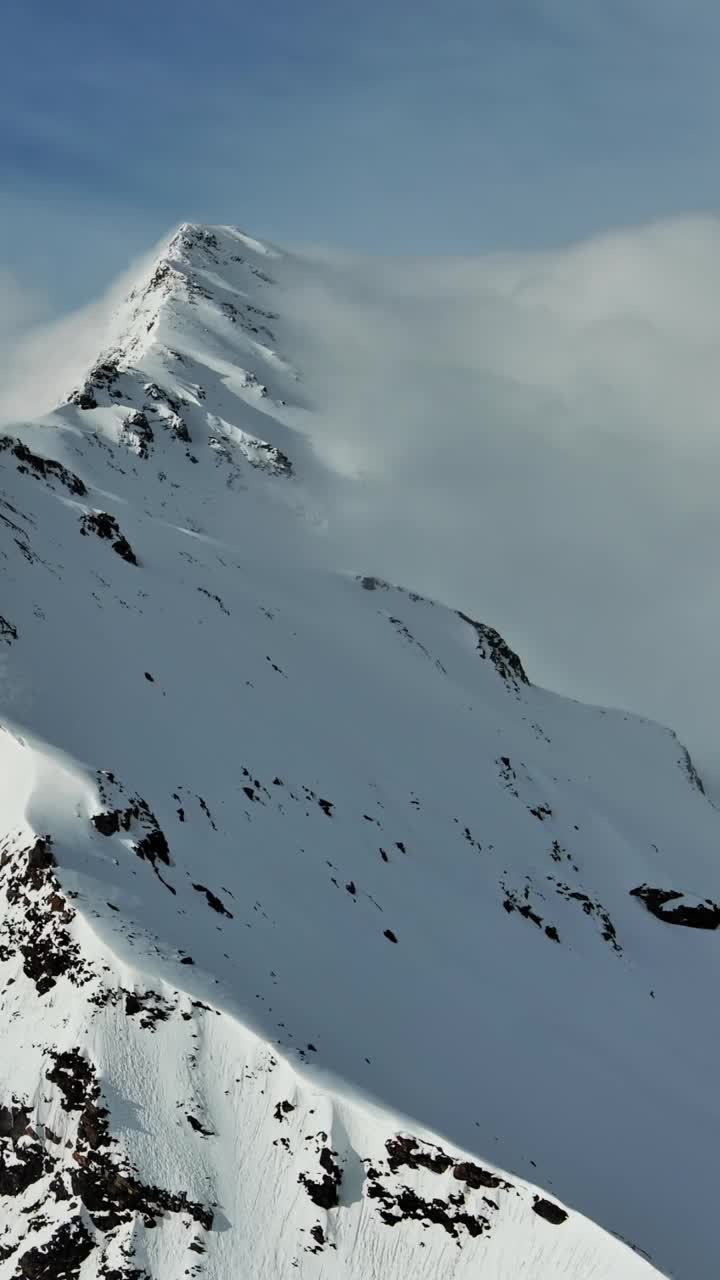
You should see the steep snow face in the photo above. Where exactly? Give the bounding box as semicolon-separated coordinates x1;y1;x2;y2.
0;224;717;1279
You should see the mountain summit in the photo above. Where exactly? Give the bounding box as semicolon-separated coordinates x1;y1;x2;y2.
0;224;717;1279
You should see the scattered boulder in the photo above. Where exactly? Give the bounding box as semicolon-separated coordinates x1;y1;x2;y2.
532;1196;568;1225
192;883;233;918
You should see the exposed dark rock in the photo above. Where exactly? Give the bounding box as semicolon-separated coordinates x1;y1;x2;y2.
551;879;620;951
186;1115;214;1137
630;884;720;929
78;1098;112;1150
274;1100;296;1122
68;386;98;409
498;757;518;795
123;990;173;1029
386;1136;453;1175
47;1049;96;1112
142;380;192;441
93;810;121;836
453;1161;512;1191
120;410;154;459
48;1170;70;1200
0;837;90;995
198;586;229;615
0;615;17;643
41;1054;215;1237
456;610;529;688
237;438;292;477
24;836;56;884
678;742;706;794
192;883;233;917
0;1122;51;1196
384;929;398;943
385;1187;487;1238
0;1101;30;1140
502;882;561;944
298;1145;343;1209
85;357;122;392
17;1218;94;1278
143;382;182;415
80;511;138;565
91;784;172;885
134;827;171;868
0;437;86;495
368;1171;488;1240
173;226;220;258
532;1196;568;1224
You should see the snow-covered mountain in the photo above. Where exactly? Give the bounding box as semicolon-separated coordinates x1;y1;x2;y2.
0;223;717;1279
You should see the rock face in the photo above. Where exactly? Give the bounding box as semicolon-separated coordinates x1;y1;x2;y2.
80;512;138;565
630;884;720;928
0;222;716;1280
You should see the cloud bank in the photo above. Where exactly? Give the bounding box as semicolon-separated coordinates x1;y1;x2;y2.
0;241;165;424
279;217;720;788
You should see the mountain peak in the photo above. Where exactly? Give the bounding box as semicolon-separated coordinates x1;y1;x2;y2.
63;221;297;484
0;222;716;1280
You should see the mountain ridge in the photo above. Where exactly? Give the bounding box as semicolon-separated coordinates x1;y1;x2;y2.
0;223;717;1279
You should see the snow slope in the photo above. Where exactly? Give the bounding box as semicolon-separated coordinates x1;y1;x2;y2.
0;223;718;1279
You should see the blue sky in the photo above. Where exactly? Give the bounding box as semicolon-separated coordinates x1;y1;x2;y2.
1;0;719;308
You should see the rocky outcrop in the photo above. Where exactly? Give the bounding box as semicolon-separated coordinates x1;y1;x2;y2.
0;836;92;996
630;885;720;929
0;437;86;496
80;512;138;565
456;610;529;688
0;1052;214;1276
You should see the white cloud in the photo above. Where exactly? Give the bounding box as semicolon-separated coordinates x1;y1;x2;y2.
0;239;167;424
278;217;720;786
0;269;51;339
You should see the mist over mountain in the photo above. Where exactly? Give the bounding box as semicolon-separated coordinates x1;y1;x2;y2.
0;223;717;1279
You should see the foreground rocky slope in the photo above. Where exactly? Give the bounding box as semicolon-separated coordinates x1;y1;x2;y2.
0;225;718;1278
